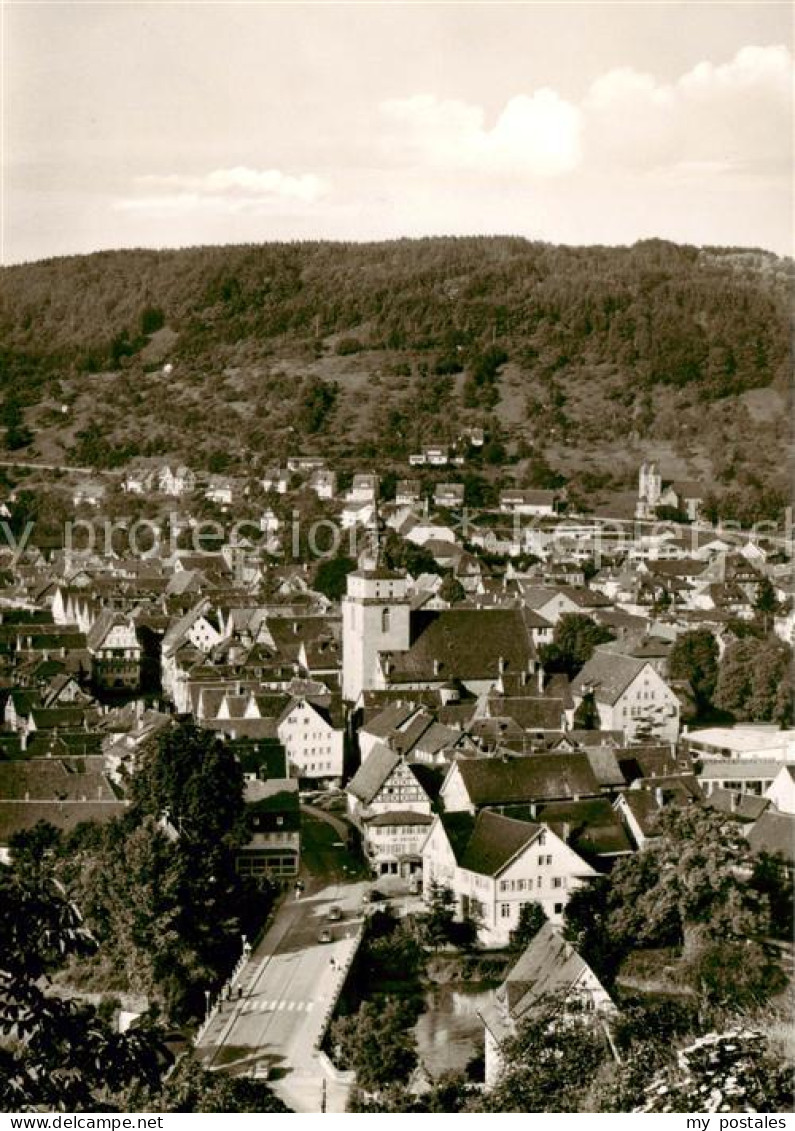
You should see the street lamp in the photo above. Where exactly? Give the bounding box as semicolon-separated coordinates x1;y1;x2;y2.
204;989;211;1021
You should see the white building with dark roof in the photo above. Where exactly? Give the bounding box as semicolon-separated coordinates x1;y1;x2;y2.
571;653;680;743
480;921;614;1087
347;743;433;878
421;810;597;946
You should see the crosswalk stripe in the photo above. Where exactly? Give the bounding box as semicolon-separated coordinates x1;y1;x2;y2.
277;1000;285;1011
286;1002;295;1012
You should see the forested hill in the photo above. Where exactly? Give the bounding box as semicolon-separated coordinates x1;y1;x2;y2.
0;237;791;518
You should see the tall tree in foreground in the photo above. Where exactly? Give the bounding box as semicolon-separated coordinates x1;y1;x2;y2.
0;869;166;1112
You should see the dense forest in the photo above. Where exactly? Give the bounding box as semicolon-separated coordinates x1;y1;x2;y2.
0;237;791;516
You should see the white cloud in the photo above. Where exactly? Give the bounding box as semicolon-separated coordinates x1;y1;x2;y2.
583;44;793;176
114;165;329;215
380;44;792;184
380;89;583;176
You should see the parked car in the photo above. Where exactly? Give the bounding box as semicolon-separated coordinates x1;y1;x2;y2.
327;905;343;921
318;928;333;944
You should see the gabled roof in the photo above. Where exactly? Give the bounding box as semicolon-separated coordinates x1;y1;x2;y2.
383;607;537;683
0;800;127;845
448;753;600;807
486;696;565;732
534;798;633;857
457;809;542;876
86;609;133;652
347;743;402;805
746;809;795;864
497;922;607;1020
617;745;679;782
0;758;116;802
583;747;626;789
571;653;649;705
362;702;426;739
704;788;770;822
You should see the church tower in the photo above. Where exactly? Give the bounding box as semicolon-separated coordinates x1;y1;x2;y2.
342;565;411;702
636;461;662;519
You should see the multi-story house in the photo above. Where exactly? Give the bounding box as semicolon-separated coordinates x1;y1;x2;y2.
237;778;301;880
421;809;597;945
480;922;615;1087
276;696;345;785
499;489;560;517
571;653;680;743
86;611;142;690
347;743;433;878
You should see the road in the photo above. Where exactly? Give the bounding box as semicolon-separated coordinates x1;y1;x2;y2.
197;808;370;1112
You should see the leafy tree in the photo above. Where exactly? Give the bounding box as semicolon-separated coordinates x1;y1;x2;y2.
438;573;465;604
330;998;417;1091
573;691;598;730
419;880;457;948
313;553;356;601
684;939;787;1011
668;629;719;714
539;614;614;678
508;901;548;952
566;807;771;979
296;376;338;433
139;306;166;335
0;869;167;1112
131;723;246;845
618;808;769;956
714;637;792;724
382;530;443;577
753;576;779;631
477;994;605;1112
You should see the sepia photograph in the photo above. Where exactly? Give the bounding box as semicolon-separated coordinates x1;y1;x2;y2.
0;0;792;1119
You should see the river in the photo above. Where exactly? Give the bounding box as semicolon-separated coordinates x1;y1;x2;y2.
414;984;495;1079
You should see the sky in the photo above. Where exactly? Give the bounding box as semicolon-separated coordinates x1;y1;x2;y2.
2;1;793;263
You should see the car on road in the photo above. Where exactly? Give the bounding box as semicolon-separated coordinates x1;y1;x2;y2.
317;928;333;944
327;905;343;921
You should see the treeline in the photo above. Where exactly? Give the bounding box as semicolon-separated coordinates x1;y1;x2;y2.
0;237;790;399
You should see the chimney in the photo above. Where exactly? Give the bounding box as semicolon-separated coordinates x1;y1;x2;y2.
498;656;506;674
433;659;441;676
654;786;664;808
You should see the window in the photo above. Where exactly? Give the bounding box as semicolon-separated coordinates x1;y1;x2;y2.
500;903;511;918
554;902;564;915
552;877;563;889
382;608;391;633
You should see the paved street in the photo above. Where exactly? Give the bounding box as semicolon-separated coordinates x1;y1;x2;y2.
197;809;369;1112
